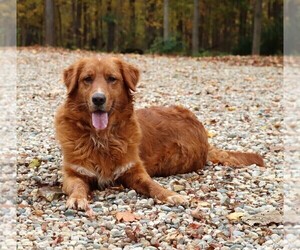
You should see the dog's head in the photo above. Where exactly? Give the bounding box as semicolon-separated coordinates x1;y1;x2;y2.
63;57;140;130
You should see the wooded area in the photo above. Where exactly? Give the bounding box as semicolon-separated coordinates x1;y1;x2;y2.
17;0;283;55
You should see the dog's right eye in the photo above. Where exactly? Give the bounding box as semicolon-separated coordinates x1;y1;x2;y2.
83;76;93;84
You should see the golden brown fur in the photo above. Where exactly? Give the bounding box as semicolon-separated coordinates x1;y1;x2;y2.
55;57;264;212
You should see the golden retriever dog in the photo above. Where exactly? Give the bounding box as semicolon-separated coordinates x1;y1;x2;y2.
55;57;264;213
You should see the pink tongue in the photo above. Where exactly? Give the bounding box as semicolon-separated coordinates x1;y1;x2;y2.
92;112;108;130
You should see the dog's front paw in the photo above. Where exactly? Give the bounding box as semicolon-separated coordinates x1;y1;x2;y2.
66;195;95;218
166;194;189;206
66;196;89;210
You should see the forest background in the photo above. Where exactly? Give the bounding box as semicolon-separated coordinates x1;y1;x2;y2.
17;0;283;56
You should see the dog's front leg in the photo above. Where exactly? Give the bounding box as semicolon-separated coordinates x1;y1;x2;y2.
62;169;92;213
118;161;188;206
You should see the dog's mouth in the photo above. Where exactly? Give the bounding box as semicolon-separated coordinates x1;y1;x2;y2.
91;102;114;130
92;111;108;130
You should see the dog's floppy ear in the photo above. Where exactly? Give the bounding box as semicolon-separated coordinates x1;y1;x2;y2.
115;58;140;92
63;64;78;95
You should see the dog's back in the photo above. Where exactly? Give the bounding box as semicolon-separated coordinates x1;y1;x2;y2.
136;106;209;176
137;105;264;177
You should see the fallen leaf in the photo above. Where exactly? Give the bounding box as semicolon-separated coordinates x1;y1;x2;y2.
189;222;201;230
198;201;210;207
270;145;283;152
244;77;254;82
38;186;63;202
52;235;63;246
191;205;206;221
34;209;44;217
29;158;41;169
242;209;282;226
227;106;237;111
41;222;48;232
115;211;140;222
207;131;217;138
227;212;245;221
125;228;137;242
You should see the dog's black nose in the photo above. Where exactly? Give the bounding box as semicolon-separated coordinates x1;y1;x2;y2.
92;93;106;106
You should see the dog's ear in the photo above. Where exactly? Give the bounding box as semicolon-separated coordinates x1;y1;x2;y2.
115;59;140;92
63;65;78;95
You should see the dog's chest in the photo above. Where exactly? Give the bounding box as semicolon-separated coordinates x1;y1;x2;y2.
69;133;133;186
69;161;134;187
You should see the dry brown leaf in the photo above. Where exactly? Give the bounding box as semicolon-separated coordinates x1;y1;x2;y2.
227;106;237;111
191;206;206;221
242;209;282;226
38;186;63;202
116;211;140;222
226;212;245;221
41;222;48;232
34;209;44;217
270;145;284;152
52;235;64;246
29;158;41;169
207;131;217;138
125;228;138;242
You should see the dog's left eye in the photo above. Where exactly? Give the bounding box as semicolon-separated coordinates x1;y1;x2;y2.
107;76;117;83
84;76;93;84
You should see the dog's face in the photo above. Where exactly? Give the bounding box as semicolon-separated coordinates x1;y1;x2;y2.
63;57;139;130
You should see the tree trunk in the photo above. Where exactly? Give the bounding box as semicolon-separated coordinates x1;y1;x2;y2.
76;0;82;48
192;0;199;55
72;0;77;48
129;0;136;47
83;1;88;48
96;0;103;50
115;0;122;51
145;1;156;48
106;0;115;52
163;0;169;42
56;3;62;47
238;5;247;45
45;0;55;46
252;0;262;55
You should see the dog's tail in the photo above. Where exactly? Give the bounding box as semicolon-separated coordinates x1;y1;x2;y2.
207;145;264;167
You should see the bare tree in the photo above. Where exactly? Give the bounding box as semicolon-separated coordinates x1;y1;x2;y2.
192;0;199;55
129;0;136;47
95;0;103;50
106;0;115;52
45;0;55;46
163;0;169;42
252;0;262;55
76;0;83;48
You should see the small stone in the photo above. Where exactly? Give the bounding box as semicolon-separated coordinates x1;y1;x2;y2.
249;231;259;239
161;205;172;212
87;227;94;234
230;244;244;250
233;231;245;237
259;181;266;187
145;247;157;250
110;228;122;238
228;133;237;138
173;184;185;192
127;190;137;198
37;241;49;248
64;209;76;217
202;234;213;243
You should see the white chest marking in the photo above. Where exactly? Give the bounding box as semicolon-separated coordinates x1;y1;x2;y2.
67;162;135;184
69;164;97;178
113;162;135;180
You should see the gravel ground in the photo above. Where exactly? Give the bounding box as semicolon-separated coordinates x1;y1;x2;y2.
16;48;284;250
